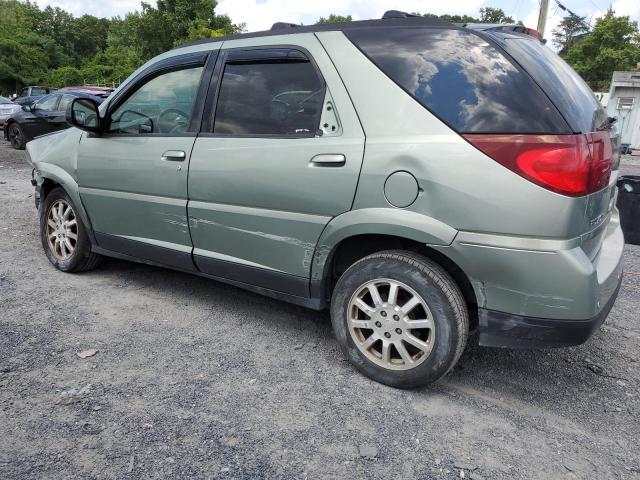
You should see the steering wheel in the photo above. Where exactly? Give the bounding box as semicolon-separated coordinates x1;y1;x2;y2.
270;89;324;123
296;89;323;110
157;108;190;134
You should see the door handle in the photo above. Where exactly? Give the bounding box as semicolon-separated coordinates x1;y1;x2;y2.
161;150;186;162
310;154;346;167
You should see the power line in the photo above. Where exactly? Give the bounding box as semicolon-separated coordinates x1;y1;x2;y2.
555;1;592;30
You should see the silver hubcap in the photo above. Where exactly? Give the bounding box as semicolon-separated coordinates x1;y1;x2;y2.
347;279;435;371
46;200;78;260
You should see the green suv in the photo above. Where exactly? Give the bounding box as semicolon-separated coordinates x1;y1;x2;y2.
25;13;624;388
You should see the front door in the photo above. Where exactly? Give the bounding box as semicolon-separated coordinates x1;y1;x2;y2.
77;53;212;271
188;36;365;297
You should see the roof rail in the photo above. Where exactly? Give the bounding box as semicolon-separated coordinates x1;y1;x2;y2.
270;22;299;30
382;10;420;19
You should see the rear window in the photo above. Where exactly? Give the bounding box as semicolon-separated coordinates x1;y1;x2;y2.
492;34;606;133
345;27;569;134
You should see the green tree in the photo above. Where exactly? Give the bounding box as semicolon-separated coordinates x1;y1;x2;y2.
552;15;589;52
425;13;479;24
563;9;640;91
315;14;352;24
479;7;514;23
424;8;514;25
45;66;83;87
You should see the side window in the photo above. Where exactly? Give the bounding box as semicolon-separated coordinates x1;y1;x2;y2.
109;66;204;135
32;87;48;96
346;27;567;134
36;95;60;112
58;94;75;112
213;57;324;136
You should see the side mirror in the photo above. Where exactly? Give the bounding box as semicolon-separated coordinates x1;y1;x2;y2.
67;97;101;133
22;104;32;112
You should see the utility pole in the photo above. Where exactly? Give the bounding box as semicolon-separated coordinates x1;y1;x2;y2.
537;0;550;36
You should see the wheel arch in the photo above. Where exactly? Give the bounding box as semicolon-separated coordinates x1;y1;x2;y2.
36;165;96;245
311;209;477;326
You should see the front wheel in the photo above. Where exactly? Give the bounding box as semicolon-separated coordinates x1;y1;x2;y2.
331;251;468;388
8;123;26;150
40;187;102;272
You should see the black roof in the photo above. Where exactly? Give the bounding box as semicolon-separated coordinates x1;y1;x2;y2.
173;14;454;50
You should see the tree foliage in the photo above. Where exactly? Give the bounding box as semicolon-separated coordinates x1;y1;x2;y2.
0;0;242;93
424;7;515;25
315;14;352;25
552;15;589;52
561;9;640;91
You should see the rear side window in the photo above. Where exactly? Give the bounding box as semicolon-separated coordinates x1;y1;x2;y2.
58;94;75;112
493;35;606;133
214;59;324;136
345;27;569;134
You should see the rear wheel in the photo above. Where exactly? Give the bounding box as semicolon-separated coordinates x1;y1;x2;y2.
8;123;26;150
40;187;102;272
331;251;468;388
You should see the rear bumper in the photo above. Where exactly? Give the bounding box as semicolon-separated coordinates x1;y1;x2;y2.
478;274;622;348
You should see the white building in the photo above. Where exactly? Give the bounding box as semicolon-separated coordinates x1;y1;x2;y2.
606;71;640;149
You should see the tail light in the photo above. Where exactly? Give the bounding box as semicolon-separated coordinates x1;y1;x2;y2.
464;133;612;197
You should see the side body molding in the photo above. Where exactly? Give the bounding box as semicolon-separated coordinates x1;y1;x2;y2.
310;208;458;282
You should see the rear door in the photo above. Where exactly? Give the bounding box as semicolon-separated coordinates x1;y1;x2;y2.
188;34;365;297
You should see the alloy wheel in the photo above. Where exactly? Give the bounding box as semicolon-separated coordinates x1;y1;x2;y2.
46;199;78;260
347;278;435;371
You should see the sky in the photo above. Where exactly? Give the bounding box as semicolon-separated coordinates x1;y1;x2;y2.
33;0;640;44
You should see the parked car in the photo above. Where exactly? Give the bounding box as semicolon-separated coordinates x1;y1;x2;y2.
24;12;623;388
12;86;54;106
3;91;104;150
0;96;21;127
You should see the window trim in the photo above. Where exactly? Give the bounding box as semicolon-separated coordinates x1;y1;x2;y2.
101;50;215;138
200;45;327;139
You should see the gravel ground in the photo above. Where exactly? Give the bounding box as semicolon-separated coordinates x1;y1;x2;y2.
0;141;639;479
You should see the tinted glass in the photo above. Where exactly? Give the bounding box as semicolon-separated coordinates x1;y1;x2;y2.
36;95;60;112
31;87;47;95
346;27;569;134
493;34;606;133
214;60;324;135
109;66;203;134
58;94;75;112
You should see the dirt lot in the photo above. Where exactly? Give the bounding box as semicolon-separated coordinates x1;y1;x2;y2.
0;139;639;479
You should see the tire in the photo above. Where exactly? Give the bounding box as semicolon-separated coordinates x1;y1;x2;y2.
331;250;468;389
8;123;26;150
39;186;102;272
